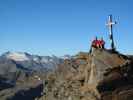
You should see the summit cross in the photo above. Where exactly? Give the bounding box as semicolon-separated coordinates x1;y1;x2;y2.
106;15;117;51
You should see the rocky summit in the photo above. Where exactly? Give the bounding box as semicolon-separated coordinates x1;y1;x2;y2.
0;49;133;100
38;49;133;100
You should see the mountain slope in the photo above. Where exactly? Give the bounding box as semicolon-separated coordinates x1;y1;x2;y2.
39;49;133;100
0;52;66;99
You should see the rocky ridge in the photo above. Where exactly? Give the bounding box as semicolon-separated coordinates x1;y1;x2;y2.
0;52;66;100
39;49;133;100
0;49;133;100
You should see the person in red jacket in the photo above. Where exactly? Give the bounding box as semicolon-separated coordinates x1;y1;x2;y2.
92;37;98;48
99;37;105;49
96;39;100;48
90;37;98;53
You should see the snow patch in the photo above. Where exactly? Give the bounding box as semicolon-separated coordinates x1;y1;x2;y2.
6;52;29;61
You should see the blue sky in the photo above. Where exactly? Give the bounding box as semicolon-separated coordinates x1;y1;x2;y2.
0;0;133;56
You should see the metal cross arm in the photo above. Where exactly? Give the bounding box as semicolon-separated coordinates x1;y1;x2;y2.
106;15;117;51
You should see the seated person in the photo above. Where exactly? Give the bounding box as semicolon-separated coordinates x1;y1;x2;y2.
99;37;105;49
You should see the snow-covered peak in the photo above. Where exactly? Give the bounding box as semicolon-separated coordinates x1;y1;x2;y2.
0;51;67;70
5;52;30;61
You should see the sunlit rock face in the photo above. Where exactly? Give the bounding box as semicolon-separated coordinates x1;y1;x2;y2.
39;49;133;100
0;50;133;100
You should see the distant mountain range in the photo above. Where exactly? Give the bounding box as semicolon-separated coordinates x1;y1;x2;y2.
1;51;72;71
0;51;72;88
